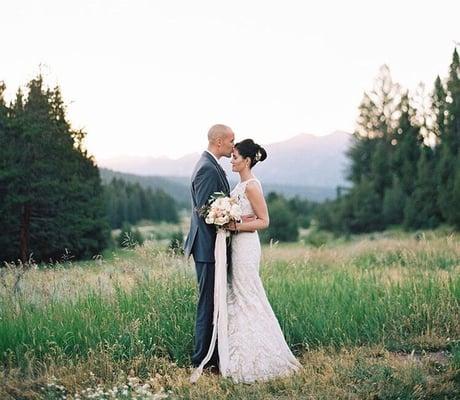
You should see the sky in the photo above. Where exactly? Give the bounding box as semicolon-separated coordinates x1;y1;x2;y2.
1;0;459;159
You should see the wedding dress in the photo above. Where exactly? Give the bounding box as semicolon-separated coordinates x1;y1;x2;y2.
190;178;301;384
224;178;301;383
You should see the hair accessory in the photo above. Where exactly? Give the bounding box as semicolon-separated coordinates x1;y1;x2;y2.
255;150;262;161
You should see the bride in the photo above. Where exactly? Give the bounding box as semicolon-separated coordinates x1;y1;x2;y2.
190;139;301;384
224;139;301;383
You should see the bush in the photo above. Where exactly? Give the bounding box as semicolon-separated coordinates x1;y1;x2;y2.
117;223;144;248
303;229;334;247
260;194;299;243
168;231;184;255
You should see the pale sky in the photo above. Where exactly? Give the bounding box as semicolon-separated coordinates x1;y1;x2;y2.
1;1;458;159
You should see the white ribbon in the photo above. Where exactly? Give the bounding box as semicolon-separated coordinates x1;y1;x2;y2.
190;229;229;383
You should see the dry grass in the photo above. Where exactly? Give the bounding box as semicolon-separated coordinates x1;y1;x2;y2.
1;346;457;400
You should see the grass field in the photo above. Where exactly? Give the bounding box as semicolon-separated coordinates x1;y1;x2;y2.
1;229;459;399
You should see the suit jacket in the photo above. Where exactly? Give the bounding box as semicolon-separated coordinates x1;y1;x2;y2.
184;151;230;262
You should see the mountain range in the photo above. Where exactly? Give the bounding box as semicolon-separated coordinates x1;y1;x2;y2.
98;131;352;186
98;131;352;203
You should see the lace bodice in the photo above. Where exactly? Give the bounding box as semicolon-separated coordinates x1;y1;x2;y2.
230;178;262;216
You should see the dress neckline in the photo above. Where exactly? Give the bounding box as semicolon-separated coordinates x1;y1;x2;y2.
239;177;258;184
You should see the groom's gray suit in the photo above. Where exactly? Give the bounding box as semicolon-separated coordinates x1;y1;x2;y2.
184;151;230;368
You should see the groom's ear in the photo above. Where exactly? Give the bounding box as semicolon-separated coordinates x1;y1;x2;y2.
217;139;225;151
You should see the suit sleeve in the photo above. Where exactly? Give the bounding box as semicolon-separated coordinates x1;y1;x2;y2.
194;165;220;208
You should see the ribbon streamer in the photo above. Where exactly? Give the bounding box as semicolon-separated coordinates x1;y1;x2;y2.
190;229;229;383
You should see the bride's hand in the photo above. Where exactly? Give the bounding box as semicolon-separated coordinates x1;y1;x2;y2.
224;216;257;232
224;221;238;231
241;214;256;223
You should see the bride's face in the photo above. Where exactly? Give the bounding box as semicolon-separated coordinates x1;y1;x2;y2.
231;148;250;172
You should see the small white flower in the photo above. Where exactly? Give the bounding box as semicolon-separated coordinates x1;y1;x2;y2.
230;204;242;219
221;197;231;211
215;215;229;225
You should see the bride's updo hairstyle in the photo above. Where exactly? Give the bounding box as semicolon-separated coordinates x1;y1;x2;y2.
234;139;267;168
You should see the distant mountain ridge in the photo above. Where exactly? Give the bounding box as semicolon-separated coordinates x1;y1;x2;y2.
99;153;199;177
252;131;351;187
98;131;352;188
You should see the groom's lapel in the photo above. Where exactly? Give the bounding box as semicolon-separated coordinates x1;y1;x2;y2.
203;152;230;194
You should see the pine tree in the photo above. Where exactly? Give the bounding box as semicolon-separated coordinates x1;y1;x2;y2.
382;177;405;225
346;93;378;185
404;147;441;229
342;66;400;232
347;65;401;186
432;76;447;141
391;92;422;196
0;83;18;262
0;75;109;263
350;178;385;232
437;49;460;225
370;139;392;199
446;49;460;153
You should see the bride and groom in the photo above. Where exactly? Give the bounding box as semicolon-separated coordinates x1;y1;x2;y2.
184;124;301;383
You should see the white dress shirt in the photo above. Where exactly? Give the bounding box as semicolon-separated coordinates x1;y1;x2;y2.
205;149;220;163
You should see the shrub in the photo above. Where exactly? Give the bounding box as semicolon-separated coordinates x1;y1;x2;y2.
116;223;144;248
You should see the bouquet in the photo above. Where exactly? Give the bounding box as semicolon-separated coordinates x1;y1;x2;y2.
199;192;242;227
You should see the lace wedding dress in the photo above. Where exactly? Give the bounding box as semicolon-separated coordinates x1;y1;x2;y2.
223;178;301;383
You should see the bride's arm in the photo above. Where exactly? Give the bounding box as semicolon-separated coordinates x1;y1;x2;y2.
234;182;269;232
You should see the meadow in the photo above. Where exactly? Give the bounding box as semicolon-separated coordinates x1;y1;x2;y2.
0;229;459;399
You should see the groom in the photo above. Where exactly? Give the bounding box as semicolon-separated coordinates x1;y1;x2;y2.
184;124;234;370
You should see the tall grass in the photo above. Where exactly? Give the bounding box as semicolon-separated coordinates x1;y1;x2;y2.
1;235;459;377
267;263;459;351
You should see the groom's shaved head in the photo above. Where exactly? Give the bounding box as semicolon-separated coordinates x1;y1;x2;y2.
208;124;232;143
207;124;235;158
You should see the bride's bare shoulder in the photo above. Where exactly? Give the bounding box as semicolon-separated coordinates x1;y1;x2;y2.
245;179;263;196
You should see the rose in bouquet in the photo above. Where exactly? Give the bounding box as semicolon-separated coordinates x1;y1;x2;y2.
199;192;242;228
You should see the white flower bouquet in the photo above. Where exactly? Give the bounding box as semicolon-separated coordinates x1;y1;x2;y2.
199;192;242;227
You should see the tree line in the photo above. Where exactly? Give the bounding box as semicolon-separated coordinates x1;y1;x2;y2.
260;193;317;243
104;178;179;229
0;75;180;264
317;48;460;233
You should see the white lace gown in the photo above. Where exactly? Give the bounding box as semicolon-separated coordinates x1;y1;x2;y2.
223;178;302;383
